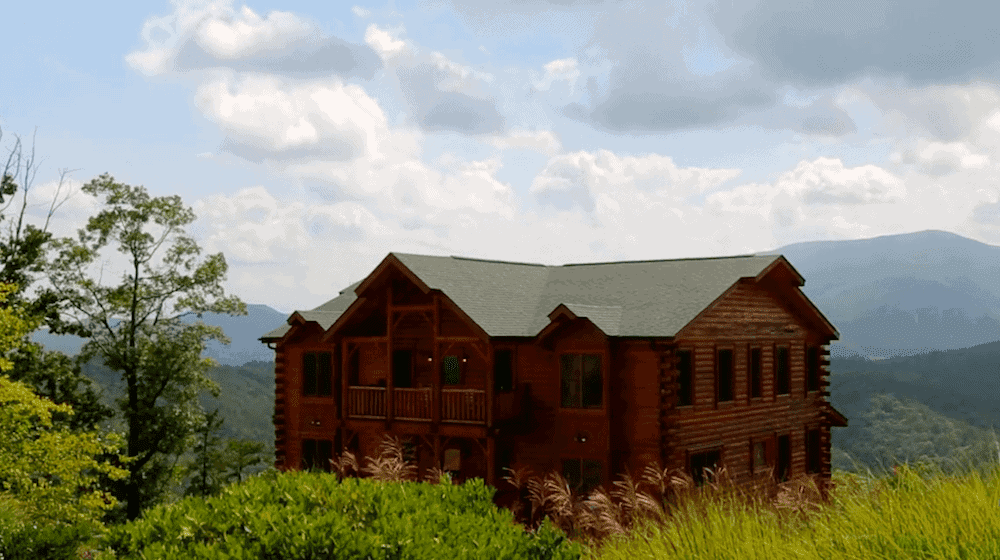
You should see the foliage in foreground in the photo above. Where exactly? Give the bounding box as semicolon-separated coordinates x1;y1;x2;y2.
104;468;581;560
584;458;1000;560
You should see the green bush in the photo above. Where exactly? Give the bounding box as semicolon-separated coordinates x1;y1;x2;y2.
105;470;581;559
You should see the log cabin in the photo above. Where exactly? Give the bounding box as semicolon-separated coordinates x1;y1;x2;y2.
260;252;847;498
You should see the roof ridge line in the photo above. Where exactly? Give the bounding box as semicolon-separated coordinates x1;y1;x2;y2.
448;255;548;267
561;254;766;267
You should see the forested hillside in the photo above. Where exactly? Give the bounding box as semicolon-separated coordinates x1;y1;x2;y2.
82;359;275;451
829;343;1000;475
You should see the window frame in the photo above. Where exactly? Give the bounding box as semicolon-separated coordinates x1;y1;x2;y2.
301;438;333;471
559;353;604;409
688;447;722;487
441;354;463;386
775;345;791;396
493;348;515;393
561;457;604;495
715;347;734;404
776;433;791;482
302;351;333;397
806;345;820;393
806;427;822;474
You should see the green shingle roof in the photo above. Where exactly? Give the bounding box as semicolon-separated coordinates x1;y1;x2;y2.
261;252;798;341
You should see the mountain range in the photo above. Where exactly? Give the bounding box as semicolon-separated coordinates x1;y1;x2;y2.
26;228;1000;475
756;229;1000;359
32;229;1000;363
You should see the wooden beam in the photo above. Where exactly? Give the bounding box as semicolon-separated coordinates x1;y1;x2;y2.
387;282;394;427
487;436;496;487
433;293;441;425
486;342;493;429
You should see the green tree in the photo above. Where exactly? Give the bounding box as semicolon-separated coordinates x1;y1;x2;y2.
0;128;113;432
183;409;226;497
224;438;267;484
47;173;246;520
0;283;128;557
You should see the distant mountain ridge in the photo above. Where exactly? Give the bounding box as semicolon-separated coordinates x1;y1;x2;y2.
31;303;286;367
756;229;1000;359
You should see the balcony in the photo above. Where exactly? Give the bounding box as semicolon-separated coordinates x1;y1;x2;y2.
346;386;488;424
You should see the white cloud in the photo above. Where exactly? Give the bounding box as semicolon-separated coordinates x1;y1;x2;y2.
194;73;387;158
364;24;407;59
352;6;371;18
197;5;317;59
127;0;319;75
530;150;741;212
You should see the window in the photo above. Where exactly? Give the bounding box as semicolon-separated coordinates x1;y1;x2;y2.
494;349;514;393
689;449;721;487
777;434;791;482
443;448;461;472
562;458;603;494
716;348;733;403
749;347;762;398
393;350;412;388
560;354;602;408
442;355;461;385
302;438;332;471
303;352;332;396
751;440;768;475
807;346;820;392
775;346;790;396
677;350;693;406
807;429;821;474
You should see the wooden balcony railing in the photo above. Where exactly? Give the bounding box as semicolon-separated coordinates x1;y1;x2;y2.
393;387;432;421
441;388;486;423
347;386;385;418
346;387;492;424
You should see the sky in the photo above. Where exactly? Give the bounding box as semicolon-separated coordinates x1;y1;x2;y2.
3;0;1000;315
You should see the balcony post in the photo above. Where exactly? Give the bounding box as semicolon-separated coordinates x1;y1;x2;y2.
340;339;348;424
432;294;441;425
386;284;394;427
486;343;493;428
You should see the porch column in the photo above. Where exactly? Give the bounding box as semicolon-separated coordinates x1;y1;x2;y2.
432;294;441;424
486;436;496;487
386;284;394;426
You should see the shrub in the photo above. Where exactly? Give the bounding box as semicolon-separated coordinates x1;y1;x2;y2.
105;468;581;559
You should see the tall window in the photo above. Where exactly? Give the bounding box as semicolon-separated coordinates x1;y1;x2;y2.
807;429;821;474
560;354;602;408
689;449;721;486
716;348;733;403
562;458;603;494
677;350;693;406
777;434;791;482
751;440;768;475
807;345;820;392
302;438;332;471
494;349;514;393
749;347;762;398
442;355;461;385
775;346;790;396
303;352;332;396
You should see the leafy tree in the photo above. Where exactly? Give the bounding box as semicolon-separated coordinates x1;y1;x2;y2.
47;173;246;520
0;128;112;432
225;438;267;484
183;409;226;497
0;283;128;557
